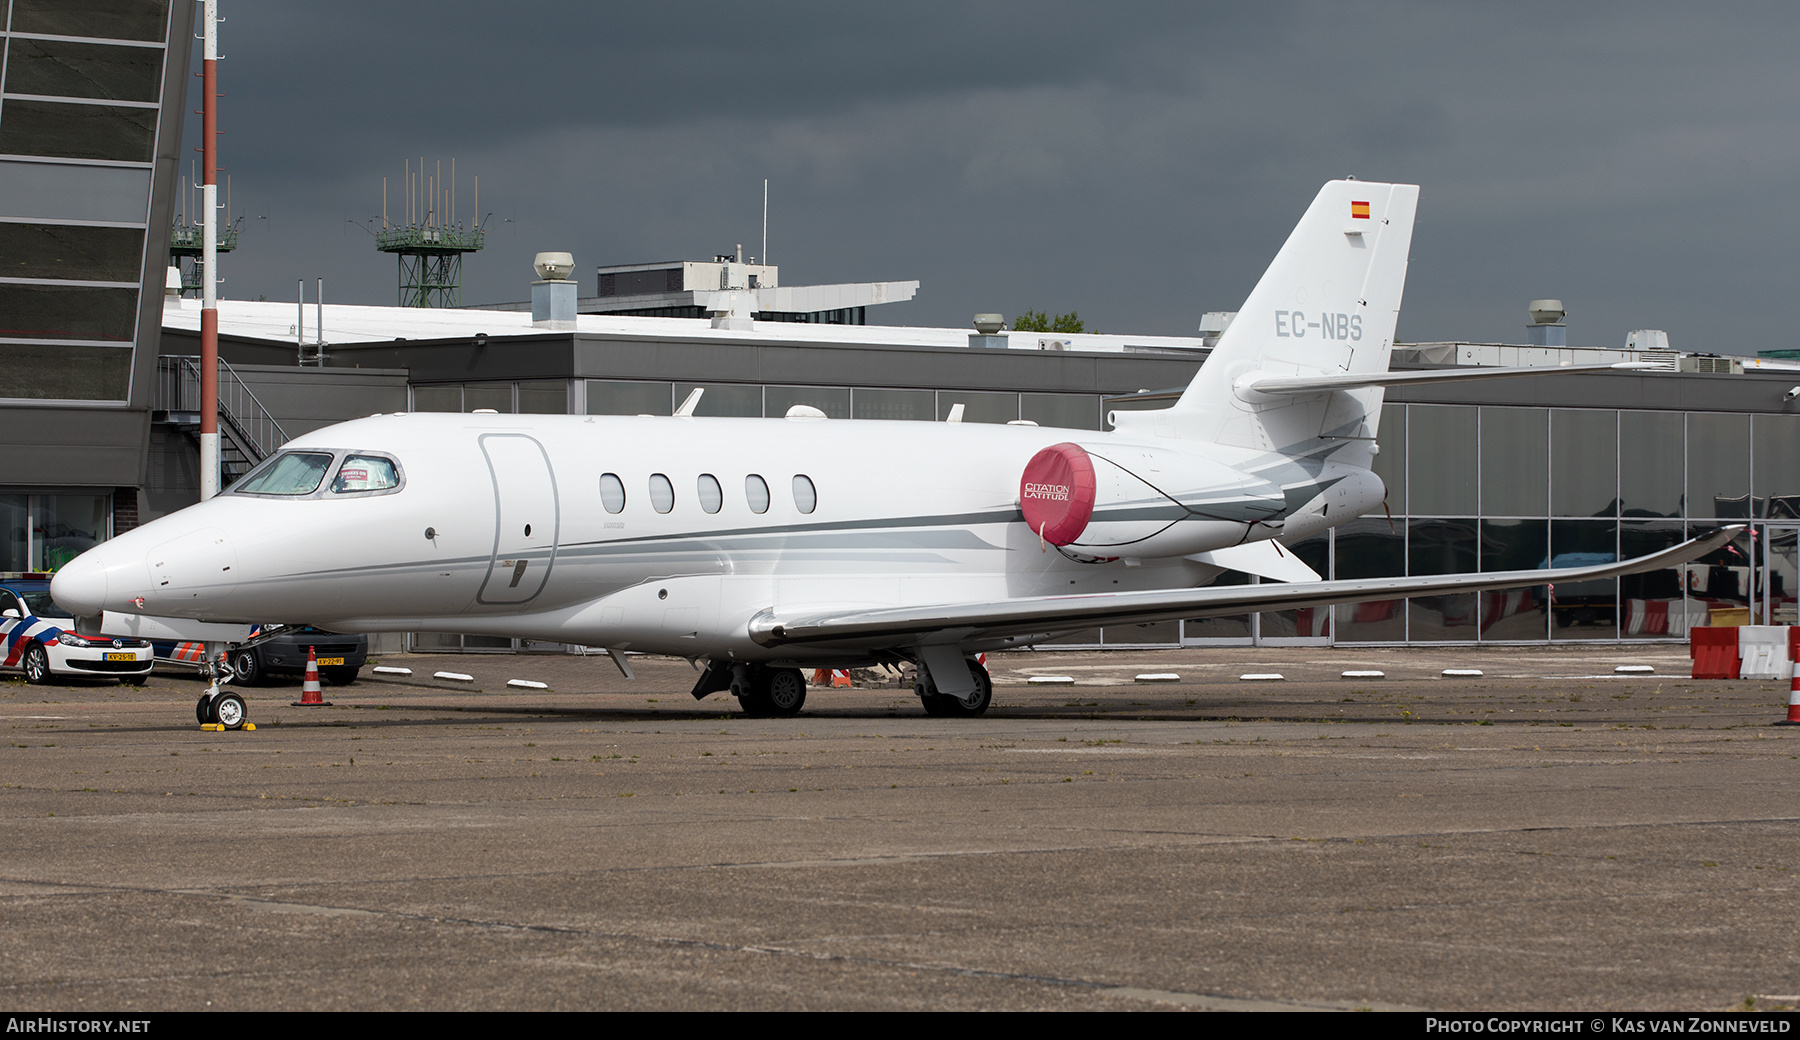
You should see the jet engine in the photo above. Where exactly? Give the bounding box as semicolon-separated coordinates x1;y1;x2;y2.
1018;442;1287;559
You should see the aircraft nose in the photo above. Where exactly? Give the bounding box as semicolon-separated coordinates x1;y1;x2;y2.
50;549;109;616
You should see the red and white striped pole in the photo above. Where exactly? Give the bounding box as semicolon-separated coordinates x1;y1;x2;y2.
198;0;220;499
1778;626;1800;726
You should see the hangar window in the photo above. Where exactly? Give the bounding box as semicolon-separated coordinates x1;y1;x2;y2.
233;452;335;497
649;473;674;513
745;474;770;514
792;474;817;514
599;473;625;513
697;474;722;514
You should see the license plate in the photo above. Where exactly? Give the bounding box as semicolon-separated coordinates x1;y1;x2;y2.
104;652;135;662
318;657;345;666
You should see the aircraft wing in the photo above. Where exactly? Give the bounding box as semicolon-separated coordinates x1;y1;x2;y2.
748;526;1738;650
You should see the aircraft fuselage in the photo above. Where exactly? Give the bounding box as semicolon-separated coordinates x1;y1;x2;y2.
53;410;1380;663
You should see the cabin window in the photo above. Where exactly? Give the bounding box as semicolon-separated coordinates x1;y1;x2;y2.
792;474;816;514
697;474;722;514
745;474;770;514
233;452;334;496
599;473;625;513
649;473;674;513
330;455;400;494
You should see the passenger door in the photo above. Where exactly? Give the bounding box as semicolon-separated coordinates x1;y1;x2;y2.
477;434;559;605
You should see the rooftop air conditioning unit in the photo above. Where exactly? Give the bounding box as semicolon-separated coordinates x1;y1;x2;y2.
1678;355;1744;375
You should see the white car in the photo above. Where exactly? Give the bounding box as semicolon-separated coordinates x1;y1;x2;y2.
0;580;152;685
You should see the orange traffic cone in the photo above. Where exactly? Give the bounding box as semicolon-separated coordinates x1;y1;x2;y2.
830;669;853;688
291;645;332;707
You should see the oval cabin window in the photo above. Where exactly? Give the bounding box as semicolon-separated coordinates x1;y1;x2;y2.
745;474;770;514
649;473;675;513
792;474;817;514
599;473;626;513
697;473;723;514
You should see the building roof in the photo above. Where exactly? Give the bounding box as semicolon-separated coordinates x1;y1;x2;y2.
161;297;1209;355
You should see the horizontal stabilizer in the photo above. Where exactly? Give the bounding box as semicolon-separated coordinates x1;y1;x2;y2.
749;527;1739;650
1189;541;1322;583
1240;361;1662;398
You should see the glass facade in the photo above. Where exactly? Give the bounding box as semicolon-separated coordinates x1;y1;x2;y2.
0;492;111;572
412;380;571;414
1169;403;1790;647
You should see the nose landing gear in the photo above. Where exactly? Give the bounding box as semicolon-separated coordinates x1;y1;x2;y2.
196;649;250;730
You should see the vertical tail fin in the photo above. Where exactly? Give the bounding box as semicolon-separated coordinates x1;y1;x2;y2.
1162;180;1419;451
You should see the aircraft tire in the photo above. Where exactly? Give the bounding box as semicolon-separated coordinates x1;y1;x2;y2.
214;692;247;730
196;694;215;725
915;659;992;717
937;660;993;718
765;668;806;718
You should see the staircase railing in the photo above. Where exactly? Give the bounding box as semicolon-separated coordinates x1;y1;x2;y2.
153;356;290;463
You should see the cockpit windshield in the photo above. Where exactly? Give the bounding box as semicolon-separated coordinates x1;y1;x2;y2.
331;455;400;494
232;452;335;496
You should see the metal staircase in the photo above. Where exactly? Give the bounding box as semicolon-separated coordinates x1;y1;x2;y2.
153;356;290;488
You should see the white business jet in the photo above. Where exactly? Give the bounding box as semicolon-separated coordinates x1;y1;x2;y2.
52;180;1730;728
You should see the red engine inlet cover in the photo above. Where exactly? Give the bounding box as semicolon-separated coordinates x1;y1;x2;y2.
1019;442;1097;546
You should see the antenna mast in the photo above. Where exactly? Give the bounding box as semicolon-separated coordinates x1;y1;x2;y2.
375;156;485;306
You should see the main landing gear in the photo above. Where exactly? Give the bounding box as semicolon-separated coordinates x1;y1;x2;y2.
731;664;807;718
917;656;992;717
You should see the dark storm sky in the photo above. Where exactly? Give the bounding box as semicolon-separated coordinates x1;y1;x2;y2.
183;2;1800;353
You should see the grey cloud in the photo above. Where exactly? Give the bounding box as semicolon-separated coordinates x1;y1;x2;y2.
188;2;1800;353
